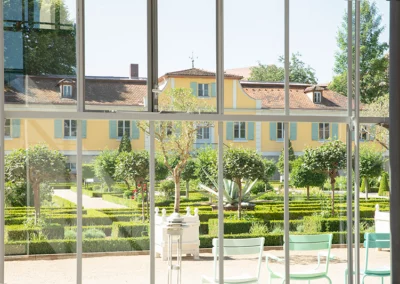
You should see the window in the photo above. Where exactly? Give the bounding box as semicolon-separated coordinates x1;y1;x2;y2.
67;162;76;173
4;119;11;137
360;125;371;141
64;120;77;137
319;123;330;140
234;122;246;139
118;120;130;138
313;91;322;103
197;126;210;140
62;85;72;98
198;83;209;97
277;122;284;140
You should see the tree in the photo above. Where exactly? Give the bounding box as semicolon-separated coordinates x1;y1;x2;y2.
196;146;218;188
249;53;318;84
82;163;95;187
330;0;389;103
302;140;347;215
3;0;76;75
223;147;265;218
277;140;296;174
290;157;327;200
358;145;384;199
118;133;132;153
138;88;214;213
5;145;68;220
378;171;389;196
94;150;118;192
155;155;170;181
181;158;198;199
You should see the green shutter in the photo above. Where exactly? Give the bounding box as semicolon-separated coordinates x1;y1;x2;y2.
109;120;117;139
11;119;20;138
211;82;216;97
131;120;140;140
311;123;318;141
54;120;63;138
332;123;339;140
82;120;87;138
226;122;233;140
247;122;254;140
190;82;197;96
290;122;297;141
269;122;277;141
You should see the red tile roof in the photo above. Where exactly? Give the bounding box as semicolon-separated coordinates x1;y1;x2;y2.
163;68;243;79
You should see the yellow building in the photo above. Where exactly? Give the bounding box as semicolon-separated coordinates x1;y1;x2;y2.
4;65;374;175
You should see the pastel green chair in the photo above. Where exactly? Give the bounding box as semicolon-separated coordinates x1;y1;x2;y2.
266;234;333;283
345;233;390;284
201;237;265;284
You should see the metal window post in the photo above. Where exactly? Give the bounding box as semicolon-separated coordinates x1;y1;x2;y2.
0;0;5;282
390;0;400;282
149;122;156;284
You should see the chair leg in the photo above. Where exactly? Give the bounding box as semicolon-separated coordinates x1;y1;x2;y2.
381;276;384;284
344;270;348;284
325;276;332;284
362;275;367;284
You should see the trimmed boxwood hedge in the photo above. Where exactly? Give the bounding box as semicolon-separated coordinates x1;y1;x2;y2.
111;222;149;238
208;219;255;235
6;223;64;241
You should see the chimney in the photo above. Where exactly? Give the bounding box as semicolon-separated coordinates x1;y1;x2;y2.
130;64;139;79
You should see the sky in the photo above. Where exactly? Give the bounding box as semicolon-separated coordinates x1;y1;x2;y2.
65;0;390;83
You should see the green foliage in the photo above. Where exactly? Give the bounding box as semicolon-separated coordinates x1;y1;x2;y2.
249;222;269;235
111;222;149;238
82;164;95;180
181;158;198;182
250;181;273;194
208;219;254;235
83;228;106;239
330;0;389;103
358;145;385;198
159;180;175;199
277;140;296;174
303;215;323;233
261;159;277;183
224;147;265;182
118;133;132;153
249;53;317;84
155;155;169;181
114;150;149;190
196;146;217;188
360;178;366;193
378;171;389;196
290;157;327;193
94;150;118;191
64;230;76;240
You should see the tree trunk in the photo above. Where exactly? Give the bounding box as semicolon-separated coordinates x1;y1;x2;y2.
364;177;369;200
125;180;130;191
33;183;41;223
331;179;335;216
141;190;145;222
236;178;242;219
173;175;181;213
307;186;310;200
185;181;190;199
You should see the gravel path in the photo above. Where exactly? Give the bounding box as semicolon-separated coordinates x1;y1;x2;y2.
53;189;127;209
4;248;390;284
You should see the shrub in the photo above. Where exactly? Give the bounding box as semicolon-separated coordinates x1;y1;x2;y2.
303;215;323;233
111;222;149;238
83;228;106;239
208;219;253;235
123;190;133;199
249;222;269;234
64;230;76;240
159;180;175;199
378;172;389;196
250;181;273;194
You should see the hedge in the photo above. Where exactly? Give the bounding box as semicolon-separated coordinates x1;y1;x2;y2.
111;222;149;238
51;196;77;208
102;194;137;208
6;224;64;241
208;219;254;235
68;225;113;236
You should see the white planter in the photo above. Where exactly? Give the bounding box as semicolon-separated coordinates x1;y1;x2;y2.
155;207;200;261
375;204;390;233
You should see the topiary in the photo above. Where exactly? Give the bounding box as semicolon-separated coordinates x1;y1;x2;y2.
83;228;106;239
360;178;366;193
159;180;175;199
378;172;389;196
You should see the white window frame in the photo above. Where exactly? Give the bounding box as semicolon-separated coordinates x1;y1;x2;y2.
233;122;246;140
67;162;77;173
198;83;209;97
62;85;72;98
313;91;322;103
64;119;77;138
117;120;130;138
4;119;11;138
277;122;285;140
197;126;210;140
318;122;330;140
360;124;370;141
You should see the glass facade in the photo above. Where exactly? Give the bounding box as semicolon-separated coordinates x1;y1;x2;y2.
1;1;393;283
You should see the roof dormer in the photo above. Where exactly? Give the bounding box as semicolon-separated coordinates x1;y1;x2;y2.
57;79;75;99
304;85;324;104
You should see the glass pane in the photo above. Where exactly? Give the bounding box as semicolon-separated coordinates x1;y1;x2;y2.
4;119;76;283
84;0;148;112
4;0;77;112
82;119;150;283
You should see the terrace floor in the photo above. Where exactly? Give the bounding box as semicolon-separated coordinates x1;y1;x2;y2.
5;248;390;284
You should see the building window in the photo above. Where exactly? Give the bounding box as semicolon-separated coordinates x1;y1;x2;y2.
234;122;246;139
4;119;11;137
313;91;322;103
197;126;210;140
67;162;76;173
277;122;284;140
64;120;77;137
118;120;130;138
360;125;370;140
198;83;209;97
62;85;72;98
319;123;330;140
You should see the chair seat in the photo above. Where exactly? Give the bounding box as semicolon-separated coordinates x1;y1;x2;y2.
271;270;327;280
202;274;259;284
363;267;391;276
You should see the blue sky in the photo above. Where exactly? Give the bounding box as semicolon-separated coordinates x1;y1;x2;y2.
66;0;390;83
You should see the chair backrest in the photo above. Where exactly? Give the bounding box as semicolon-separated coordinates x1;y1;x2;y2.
364;233;390;271
288;234;332;251
212;237;265;281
